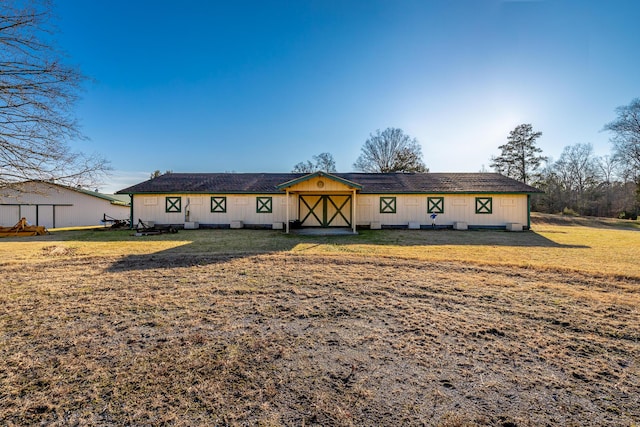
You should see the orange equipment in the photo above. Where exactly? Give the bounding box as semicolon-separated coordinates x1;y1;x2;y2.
0;218;48;237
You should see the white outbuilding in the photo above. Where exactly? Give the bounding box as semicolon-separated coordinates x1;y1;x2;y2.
0;181;130;229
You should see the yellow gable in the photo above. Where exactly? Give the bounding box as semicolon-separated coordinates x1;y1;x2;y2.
285;175;356;193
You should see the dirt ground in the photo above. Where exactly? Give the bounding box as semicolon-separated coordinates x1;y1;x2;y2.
1;251;638;426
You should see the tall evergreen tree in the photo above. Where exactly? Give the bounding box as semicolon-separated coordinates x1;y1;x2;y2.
490;124;546;184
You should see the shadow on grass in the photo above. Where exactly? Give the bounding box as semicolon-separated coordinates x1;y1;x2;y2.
0;227;588;271
352;229;588;248
98;228;588;272
106;252;246;272
531;212;640;231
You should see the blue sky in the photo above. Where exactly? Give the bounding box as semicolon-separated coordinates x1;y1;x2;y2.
53;0;640;192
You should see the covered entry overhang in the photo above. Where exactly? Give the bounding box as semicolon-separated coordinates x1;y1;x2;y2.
276;171;362;234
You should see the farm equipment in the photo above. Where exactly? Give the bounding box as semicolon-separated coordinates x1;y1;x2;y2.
0;218;48;237
134;219;178;236
101;213;131;229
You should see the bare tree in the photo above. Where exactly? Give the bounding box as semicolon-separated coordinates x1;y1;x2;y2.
353;128;427;173
291;161;314;173
596;155;620;186
532;160;563;214
595;155;623;217
150;169;172;179
603;98;640;203
313;152;336;172
604;98;640;173
292;152;336;173
490;124;546;184
0;0;109;189
554;143;600;214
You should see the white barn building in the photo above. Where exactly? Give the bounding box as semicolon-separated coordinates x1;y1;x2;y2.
117;172;542;233
0;181;130;229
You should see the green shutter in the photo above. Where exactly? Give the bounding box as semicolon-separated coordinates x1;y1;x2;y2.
211;196;227;213
166;196;181;213
256;197;272;213
427;197;444;214
380;197;396;214
475;197;492;214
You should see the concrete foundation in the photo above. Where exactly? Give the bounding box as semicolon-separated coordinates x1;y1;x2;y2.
506;222;523;231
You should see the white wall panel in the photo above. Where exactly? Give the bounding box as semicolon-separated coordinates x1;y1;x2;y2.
132;192;529;228
0;182;129;227
0;206;20;227
134;194;293;226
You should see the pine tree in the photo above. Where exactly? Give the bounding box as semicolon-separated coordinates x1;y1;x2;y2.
490;124;546;184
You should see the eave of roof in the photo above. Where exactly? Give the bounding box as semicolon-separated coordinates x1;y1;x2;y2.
73;187;130;205
3;180;131;205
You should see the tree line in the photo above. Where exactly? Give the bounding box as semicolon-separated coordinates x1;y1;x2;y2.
489;99;640;219
295;98;640;220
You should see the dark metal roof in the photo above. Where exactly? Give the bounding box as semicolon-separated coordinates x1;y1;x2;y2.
116;172;542;195
3;180;130;205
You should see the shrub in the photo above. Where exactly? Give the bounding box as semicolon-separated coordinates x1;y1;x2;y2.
617;211;638;220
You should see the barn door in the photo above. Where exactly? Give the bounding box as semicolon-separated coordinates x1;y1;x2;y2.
39;206;54;228
299;195;351;227
325;195;351;227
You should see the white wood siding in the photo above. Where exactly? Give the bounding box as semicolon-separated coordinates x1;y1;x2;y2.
133;192;528;228
355;194;528;227
0;182;129;228
134;194;297;226
442;194;528;226
356;195;429;225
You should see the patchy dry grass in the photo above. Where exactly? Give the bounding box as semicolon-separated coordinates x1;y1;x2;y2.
2;213;637;278
0;214;638;426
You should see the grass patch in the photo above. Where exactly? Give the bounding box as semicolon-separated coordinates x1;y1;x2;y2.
0;213;638;425
1;213;638;278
